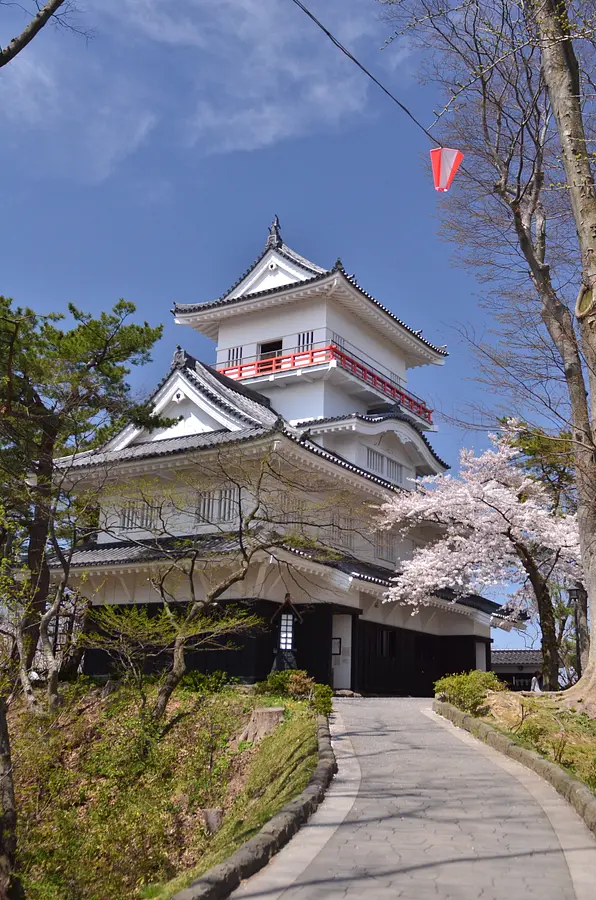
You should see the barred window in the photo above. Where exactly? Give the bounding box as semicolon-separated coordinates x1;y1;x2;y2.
120;500;159;531
366;448;385;475
331;515;355;551
386;458;403;484
227;346;243;363
375;530;397;563
278;493;304;525
297;331;314;351
366;449;403;483
196;487;238;524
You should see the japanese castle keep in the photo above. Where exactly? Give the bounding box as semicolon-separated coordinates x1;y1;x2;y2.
66;219;509;695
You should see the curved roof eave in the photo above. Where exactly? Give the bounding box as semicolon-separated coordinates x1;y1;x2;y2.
173;266;448;361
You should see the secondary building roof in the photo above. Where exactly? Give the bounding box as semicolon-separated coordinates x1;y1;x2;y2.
491;650;543;667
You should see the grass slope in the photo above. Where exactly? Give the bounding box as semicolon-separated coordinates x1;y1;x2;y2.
485;691;596;791
10;682;317;900
146;706;317;899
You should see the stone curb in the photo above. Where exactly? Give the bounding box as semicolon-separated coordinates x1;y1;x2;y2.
434;699;596;838
172;715;338;900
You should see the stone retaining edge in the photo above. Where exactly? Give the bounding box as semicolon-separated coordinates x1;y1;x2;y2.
172;715;338;900
434;699;596;838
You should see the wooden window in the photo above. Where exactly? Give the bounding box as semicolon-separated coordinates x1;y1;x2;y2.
331;515;355;551
279;493;304;525
120;500;158;531
259;339;283;360
386;458;403;484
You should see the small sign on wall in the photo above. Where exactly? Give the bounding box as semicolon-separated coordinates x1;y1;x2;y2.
332;637;342;656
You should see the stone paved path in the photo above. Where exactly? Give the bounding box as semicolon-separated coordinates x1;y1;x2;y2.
231;698;596;900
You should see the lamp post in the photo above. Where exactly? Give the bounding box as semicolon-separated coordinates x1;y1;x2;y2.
568;587;582;680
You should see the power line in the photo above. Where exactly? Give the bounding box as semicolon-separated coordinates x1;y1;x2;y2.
288;0;441;147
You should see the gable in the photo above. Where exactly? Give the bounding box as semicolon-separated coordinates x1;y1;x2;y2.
108;370;247;453
228;248;317;300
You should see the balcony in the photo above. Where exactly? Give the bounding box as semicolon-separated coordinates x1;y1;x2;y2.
217;339;433;425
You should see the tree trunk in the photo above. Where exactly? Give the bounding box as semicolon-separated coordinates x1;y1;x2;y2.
151;635;187;722
532;0;596;692
0;699;23;900
59;603;91;682
514;540;560;689
536;587;561;690
24;428;57;671
39;590;63;713
576;583;590;674
14;627;39;716
236;707;284;744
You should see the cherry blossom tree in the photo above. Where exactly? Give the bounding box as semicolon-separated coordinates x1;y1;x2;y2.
379;433;581;689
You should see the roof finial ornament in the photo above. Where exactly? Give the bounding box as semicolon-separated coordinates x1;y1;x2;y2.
266;215;283;249
172;345;187;369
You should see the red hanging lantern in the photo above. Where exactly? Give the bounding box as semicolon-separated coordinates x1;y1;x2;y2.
430;147;464;192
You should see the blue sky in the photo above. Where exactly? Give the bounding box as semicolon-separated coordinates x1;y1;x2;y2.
0;0;526;647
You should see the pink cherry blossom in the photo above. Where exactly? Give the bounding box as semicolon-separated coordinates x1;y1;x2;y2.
379;432;581;619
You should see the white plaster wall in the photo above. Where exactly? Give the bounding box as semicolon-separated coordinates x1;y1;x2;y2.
326;299;408;382
475;641;488;671
144;397;220;441
76;566;491;647
257;380;327;421
359;593;491;639
215;300;327;365
322;383;368;418
332;614;353;689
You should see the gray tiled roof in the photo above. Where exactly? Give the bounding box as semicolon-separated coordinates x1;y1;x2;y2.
59;350;281;471
174;262;448;358
294;411;450;471
63;427;275;470
182;356;278;427
60;534;243;568
60;535;506;618
57;349;415;492
491;650;543;666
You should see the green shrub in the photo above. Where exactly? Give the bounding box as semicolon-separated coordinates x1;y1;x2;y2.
311;683;333;716
288;672;315;698
180;670;236;694
434;670;505;715
254;670;309;696
254;671;334;717
517;718;547;748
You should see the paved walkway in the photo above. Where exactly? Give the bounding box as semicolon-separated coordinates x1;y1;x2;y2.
232;698;596;900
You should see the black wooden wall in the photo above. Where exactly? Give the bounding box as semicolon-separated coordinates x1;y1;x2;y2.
352;618;481;697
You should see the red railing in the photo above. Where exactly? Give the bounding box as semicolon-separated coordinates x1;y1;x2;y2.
217;345;433;424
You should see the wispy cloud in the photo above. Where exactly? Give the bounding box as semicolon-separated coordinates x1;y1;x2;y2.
0;0;405;179
104;0;390;154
